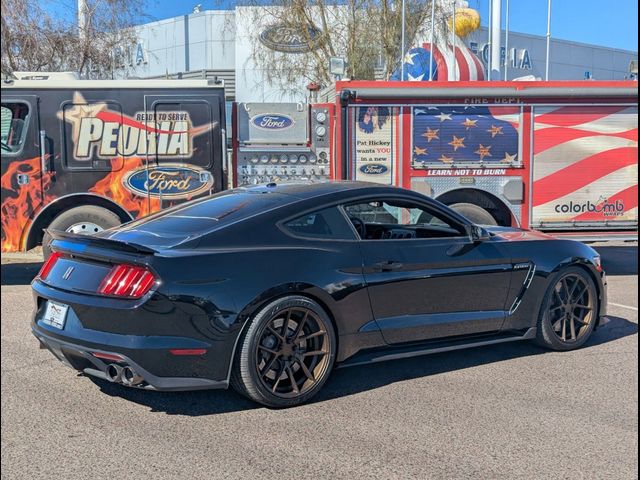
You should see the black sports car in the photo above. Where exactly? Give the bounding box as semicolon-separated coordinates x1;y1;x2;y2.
32;182;608;407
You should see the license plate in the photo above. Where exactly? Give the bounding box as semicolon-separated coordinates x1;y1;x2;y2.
42;301;69;330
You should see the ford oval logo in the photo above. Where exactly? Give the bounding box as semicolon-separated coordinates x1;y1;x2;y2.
123;164;213;199
259;25;322;53
250;114;295;131
359;164;389;175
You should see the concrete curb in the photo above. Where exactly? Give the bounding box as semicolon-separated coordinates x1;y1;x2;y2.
1;251;44;264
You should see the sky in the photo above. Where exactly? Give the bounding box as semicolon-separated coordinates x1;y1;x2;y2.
471;0;638;51
45;0;638;52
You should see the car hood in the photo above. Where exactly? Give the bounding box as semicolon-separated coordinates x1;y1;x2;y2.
485;226;557;242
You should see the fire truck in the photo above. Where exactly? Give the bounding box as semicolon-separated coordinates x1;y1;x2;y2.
2;75;637;255
325;80;638;241
1;72;227;255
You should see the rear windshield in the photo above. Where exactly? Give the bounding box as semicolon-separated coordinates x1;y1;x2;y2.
121;190;292;236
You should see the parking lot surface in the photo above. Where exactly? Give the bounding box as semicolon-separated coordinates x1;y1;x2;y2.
1;243;637;479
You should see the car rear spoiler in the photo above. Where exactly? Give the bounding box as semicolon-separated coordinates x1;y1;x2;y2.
46;230;158;258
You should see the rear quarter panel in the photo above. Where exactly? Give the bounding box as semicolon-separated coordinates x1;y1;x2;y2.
149;218;382;364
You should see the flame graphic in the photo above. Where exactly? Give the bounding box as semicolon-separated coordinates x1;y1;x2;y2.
89;157;161;218
1;156;56;252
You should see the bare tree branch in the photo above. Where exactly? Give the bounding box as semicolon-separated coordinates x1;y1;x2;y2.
236;0;447;97
1;0;147;78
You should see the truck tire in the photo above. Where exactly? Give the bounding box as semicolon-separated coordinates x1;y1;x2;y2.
42;206;121;259
450;202;497;226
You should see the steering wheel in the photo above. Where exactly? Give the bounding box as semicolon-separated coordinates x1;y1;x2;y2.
349;217;366;238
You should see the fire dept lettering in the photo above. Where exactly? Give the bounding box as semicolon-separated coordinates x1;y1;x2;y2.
425;168;508;176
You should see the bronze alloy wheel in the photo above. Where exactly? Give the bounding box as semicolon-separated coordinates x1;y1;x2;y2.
254;307;332;398
546;273;595;344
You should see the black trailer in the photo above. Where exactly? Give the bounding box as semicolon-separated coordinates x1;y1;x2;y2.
1;72;226;254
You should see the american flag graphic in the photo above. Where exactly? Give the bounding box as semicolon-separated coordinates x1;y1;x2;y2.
425;37;485;81
532;106;638;226
392;37;485;81
412;106;520;166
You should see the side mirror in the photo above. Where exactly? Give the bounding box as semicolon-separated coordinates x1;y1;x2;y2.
466;225;491;243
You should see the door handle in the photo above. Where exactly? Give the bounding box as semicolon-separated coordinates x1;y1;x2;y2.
40;130;48;173
374;260;403;271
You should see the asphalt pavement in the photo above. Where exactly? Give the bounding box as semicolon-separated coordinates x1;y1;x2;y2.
1;243;637;479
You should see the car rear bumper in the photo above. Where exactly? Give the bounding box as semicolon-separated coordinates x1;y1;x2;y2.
32;327;228;391
31;279;239;391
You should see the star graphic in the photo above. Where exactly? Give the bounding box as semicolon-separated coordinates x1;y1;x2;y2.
462;118;478;129
487;125;504;137
421;127;440;142
435;112;453;122
448;135;466;151
407;72;425;81
57;92;108;145
403;51;419;65
474;144;492;161
501;152;517;163
439;154;454;164
414;146;427;156
414;108;428;115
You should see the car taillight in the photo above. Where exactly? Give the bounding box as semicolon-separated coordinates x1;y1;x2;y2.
37;252;62;280
98;264;156;299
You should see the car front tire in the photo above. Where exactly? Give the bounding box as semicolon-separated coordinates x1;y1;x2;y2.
231;295;336;408
535;266;598;351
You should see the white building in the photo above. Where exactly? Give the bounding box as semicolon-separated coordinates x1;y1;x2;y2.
121;7;638;103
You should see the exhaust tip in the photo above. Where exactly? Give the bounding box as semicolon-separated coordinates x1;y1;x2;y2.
105;364;123;383
121;366;144;386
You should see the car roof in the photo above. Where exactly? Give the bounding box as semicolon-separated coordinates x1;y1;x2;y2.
101;181;467;250
237;181;401;201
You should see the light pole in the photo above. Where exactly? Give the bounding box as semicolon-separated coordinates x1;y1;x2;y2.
504;0;509;80
78;0;87;42
401;0;406;80
451;1;456;74
490;0;501;80
545;0;552;80
429;0;436;80
487;0;492;80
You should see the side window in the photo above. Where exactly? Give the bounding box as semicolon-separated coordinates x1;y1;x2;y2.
61;101;124;171
344;199;465;240
284;207;356;240
1;103;30;155
151;100;215;167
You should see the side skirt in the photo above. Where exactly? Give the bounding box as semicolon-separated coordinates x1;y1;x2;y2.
337;327;536;369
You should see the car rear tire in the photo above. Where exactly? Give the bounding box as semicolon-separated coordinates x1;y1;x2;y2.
535;266;598;351
231;295;336;408
42;206;121;259
449;202;497;226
